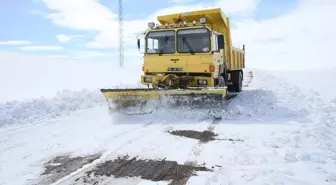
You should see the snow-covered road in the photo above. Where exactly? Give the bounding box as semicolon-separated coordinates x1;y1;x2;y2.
1;70;336;185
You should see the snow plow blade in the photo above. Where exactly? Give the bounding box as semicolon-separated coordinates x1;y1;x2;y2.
100;88;228;115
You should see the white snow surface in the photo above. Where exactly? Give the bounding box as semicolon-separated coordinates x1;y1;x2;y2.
1;69;336;185
0;83;144;128
0;89;105;127
270;67;336;102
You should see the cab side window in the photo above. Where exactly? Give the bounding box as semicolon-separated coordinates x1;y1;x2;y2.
212;33;219;52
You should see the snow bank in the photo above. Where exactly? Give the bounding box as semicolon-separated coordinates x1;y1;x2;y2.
220;69;336;161
0;79;149;127
0;51;146;127
0;89;106;127
221;69;327;123
270;67;336;101
252;69;336;151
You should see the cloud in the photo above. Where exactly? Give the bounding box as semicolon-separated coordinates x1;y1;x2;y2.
49;54;68;58
215;0;260;17
124;49;143;57
231;0;336;69
40;0;121;48
0;41;32;45
18;45;63;51
86;19;148;49
39;0;259;50
70;48;141;59
169;0;195;3
29;10;47;17
72;50;112;59
56;34;70;43
56;34;86;43
146;3;215;21
41;0;117;31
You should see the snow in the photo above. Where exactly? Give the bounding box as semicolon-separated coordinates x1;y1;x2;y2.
0;67;336;185
0;51;147;127
270;67;336;102
0;89;105;127
0;106;165;185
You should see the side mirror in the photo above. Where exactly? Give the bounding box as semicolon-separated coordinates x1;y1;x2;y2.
137;39;140;50
136;32;145;54
217;35;224;49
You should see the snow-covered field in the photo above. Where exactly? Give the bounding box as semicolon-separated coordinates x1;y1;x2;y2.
270;68;336;102
1;67;336;185
0;51;144;103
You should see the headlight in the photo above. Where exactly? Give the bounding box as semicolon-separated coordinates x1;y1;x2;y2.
197;79;207;85
144;77;152;83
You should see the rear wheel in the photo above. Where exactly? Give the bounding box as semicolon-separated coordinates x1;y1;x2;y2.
227;84;234;92
234;71;243;92
228;70;243;92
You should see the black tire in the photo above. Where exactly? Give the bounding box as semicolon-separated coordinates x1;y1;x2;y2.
234;71;243;92
227;85;234;92
226;72;234;91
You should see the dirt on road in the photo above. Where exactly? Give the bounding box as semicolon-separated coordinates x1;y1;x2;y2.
168;130;218;143
37;153;101;185
75;155;212;185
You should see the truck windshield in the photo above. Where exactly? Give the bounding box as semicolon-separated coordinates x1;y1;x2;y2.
177;28;210;53
146;30;175;54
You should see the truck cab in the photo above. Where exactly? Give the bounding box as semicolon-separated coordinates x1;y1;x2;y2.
137;8;245;92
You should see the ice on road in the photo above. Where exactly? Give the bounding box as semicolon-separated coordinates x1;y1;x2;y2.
1;70;336;185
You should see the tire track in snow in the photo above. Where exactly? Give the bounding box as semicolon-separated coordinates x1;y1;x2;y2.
50;121;165;185
183;117;221;166
94;121;154;151
180;74;254;183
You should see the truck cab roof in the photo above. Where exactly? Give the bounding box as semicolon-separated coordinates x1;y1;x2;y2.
157;8;229;32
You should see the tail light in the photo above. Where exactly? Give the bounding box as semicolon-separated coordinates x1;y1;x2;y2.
142;65;144;71
209;65;215;72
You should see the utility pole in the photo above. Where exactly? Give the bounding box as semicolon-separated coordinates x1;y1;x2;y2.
118;0;124;68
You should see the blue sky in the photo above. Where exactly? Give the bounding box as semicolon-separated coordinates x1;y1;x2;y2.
0;0;299;62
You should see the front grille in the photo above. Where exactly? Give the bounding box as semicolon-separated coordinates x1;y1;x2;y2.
165;73;211;77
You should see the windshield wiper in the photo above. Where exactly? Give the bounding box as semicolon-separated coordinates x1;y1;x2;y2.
159;35;169;56
182;37;195;55
158;49;164;55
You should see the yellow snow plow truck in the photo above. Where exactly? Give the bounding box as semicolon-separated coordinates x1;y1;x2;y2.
101;8;245;115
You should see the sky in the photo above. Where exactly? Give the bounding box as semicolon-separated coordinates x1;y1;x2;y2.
0;0;335;70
